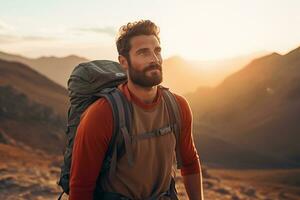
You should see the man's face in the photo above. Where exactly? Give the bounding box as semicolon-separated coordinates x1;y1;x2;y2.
124;35;163;87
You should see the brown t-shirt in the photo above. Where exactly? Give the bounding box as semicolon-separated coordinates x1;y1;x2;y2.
69;83;200;200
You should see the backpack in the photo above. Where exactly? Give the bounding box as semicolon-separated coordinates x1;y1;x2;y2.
57;60;183;199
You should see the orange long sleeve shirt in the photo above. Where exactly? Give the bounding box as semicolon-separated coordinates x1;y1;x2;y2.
69;83;200;200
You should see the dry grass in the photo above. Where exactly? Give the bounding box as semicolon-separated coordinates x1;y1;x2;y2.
0;144;300;200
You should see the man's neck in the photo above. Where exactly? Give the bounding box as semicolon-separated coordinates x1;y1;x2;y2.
127;80;158;104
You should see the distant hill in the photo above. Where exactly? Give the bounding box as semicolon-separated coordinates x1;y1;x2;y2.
163;52;266;94
0;51;264;94
0;59;68;153
187;46;300;168
1;47;298;169
0;59;68;117
0;51;88;88
162;56;204;94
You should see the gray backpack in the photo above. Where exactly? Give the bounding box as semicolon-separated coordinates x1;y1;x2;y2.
57;60;183;199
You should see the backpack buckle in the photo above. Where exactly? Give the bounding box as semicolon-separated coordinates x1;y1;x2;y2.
158;126;172;136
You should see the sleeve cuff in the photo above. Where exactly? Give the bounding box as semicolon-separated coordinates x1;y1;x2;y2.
180;159;200;176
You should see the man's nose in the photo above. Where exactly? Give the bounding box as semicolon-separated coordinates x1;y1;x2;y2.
150;52;161;63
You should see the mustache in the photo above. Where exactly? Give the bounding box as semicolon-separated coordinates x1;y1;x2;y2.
144;63;162;72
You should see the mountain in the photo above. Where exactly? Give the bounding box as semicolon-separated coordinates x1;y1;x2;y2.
0;51;88;88
162;56;204;94
0;59;68;153
0;51;264;94
163;52;266;94
1;51;300;199
187;46;300;168
0;59;68;117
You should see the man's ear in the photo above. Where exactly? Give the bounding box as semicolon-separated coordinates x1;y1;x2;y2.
118;55;129;70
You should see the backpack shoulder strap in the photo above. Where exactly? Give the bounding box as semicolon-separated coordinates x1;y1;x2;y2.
161;88;183;169
95;88;133;178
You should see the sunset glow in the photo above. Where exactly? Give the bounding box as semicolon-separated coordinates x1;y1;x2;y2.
0;0;300;62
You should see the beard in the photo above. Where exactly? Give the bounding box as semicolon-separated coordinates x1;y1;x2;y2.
128;60;163;87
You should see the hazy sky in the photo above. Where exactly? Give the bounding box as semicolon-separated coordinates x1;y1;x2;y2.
0;0;300;61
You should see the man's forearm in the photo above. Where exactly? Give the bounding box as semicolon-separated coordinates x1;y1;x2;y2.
182;167;204;200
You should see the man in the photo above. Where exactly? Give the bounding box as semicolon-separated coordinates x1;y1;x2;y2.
69;20;204;200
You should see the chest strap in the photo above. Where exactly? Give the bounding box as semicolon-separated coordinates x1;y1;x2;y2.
132;124;174;140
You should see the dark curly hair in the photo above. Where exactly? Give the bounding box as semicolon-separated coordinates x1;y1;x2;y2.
116;20;160;59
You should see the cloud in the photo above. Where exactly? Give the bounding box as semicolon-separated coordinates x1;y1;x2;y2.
22;35;57;41
0;34;16;44
0;20;13;31
0;19;58;44
73;26;116;37
0;34;57;44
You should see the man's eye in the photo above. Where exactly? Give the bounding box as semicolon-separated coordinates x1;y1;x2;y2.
139;51;149;55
